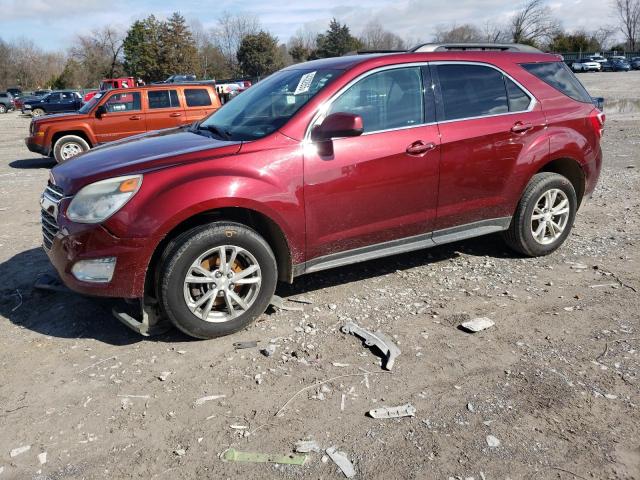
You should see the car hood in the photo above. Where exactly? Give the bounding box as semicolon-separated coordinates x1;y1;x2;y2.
34;112;86;123
52;127;242;194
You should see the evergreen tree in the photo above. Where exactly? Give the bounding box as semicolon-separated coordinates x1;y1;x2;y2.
160;12;198;76
237;31;284;77
123;16;163;81
315;19;363;58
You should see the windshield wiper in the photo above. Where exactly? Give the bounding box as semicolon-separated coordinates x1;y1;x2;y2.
195;123;232;140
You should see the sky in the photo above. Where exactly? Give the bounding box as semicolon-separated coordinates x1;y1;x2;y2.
0;0;619;50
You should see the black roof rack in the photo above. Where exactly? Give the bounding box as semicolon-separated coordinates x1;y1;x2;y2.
410;43;542;53
355;49;407;55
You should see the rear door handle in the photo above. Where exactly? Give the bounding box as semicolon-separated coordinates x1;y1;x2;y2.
129;115;141;120
406;140;437;156
170;112;182;117
511;121;533;133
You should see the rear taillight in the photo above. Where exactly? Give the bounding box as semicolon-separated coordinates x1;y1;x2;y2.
589;109;605;138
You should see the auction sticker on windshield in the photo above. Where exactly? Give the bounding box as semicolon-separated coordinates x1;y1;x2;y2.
294;71;316;95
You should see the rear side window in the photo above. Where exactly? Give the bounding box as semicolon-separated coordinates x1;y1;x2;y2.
521;62;592;103
435;64;508;121
184;89;212;107
505;79;531;112
148;90;180;109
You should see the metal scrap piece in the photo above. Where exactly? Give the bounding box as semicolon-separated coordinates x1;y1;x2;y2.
222;447;307;465
341;321;401;370
325;446;356;478
368;403;416;419
270;295;304;312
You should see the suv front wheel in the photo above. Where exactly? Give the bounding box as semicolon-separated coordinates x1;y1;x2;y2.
53;135;90;163
159;222;277;339
504;172;577;256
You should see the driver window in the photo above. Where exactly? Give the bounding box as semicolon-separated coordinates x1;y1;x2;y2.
104;92;141;112
326;67;424;133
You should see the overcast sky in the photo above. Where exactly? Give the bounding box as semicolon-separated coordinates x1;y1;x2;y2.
1;0;619;50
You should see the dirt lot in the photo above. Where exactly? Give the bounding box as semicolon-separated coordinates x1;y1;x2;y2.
0;72;639;480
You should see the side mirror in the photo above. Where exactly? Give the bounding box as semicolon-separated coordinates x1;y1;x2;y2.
95;105;107;118
311;112;364;142
592;96;604;111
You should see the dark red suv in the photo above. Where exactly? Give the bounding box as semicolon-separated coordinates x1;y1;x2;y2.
41;44;604;339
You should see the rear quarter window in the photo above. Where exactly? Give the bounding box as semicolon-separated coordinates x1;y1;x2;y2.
521;62;592;103
184;89;212;107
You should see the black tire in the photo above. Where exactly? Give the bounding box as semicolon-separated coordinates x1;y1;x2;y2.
159;222;277;339
53;135;90;163
0;104;6;114
504;172;577;257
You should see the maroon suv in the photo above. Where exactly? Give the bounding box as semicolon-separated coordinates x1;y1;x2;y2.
40;44;605;339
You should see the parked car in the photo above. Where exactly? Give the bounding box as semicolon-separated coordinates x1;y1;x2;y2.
0;92;15;113
155;74;198;83
602;59;631;72
26;83;221;162
14;90;51;110
22;91;83;117
40;44;605;339
571;58;601;72
588;55;607;64
630;57;640;70
84;77;139;102
7;87;22;97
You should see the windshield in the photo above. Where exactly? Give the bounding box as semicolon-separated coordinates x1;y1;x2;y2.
78;92;104;114
199;68;342;141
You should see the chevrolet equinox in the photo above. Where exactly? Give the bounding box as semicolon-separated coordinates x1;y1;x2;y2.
40;44;605;338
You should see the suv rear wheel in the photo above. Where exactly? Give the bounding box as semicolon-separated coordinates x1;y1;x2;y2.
159;222;277;339
504;172;577;256
0;104;6;114
53;135;90;163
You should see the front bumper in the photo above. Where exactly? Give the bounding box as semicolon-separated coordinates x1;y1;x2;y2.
44;218;156;298
26;137;49;156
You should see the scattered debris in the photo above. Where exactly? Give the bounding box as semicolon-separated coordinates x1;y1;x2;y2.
326;446;356;478
37;452;47;465
604;393;618;400
368;403;416;419
11;289;22;312
460;317;495;333
158;371;171;381
486;435;501;448
194;394;225;406
294;440;321;453
261;344;277;357
332;362;350;367
174;448;186;456
117;394;150;399
341;321;401;370
230;424;248;430
270;295;304;312
233;341;259;350
10;445;30;457
222;448;307;465
289;296;313;304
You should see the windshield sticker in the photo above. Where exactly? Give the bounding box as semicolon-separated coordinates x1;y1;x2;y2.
294;71;316;95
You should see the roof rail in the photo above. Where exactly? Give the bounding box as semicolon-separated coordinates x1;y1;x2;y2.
355;49;407;55
410;43;542;53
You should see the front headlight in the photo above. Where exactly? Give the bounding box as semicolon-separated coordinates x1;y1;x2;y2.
24;104;32;109
66;175;142;223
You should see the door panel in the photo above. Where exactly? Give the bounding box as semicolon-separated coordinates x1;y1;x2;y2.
303;66;440;261
432;63;549;230
93;91;146;144
145;89;185;131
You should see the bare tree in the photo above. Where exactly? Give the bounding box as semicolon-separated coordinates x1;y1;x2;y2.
70;27;124;85
359;20;406;50
510;0;560;46
211;12;260;74
433;23;483;43
613;0;640;50
592;26;617;50
482;21;508;43
287;26;319;62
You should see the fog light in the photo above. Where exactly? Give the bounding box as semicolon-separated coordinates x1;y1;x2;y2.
71;257;116;283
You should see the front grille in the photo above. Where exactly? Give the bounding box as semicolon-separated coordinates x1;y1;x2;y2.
41;182;63;250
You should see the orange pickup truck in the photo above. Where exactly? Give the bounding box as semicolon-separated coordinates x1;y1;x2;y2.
26;83;221;162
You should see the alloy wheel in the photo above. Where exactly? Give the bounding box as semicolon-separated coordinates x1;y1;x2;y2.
530;188;570;245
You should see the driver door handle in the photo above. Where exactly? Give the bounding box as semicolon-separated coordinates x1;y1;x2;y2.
511;121;533;133
406;140;437;156
170;112;182;117
129;115;141;120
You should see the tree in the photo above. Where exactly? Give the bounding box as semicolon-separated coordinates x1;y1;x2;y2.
510;0;560;47
315;19;363;58
548;30;602;52
51;59;81;89
612;0;640;50
123;15;163;81
237;31;284;77
161;12;198;76
211;12;260;74
433;23;483;43
359;20;406;50
288;27;318;63
70;27;124;87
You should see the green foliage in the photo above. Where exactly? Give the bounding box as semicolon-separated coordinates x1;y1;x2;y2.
237;31;284;77
315;19;363;58
123;12;198;82
52;59;80;89
548;31;601;52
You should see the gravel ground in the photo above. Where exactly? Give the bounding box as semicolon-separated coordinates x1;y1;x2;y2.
0;72;638;480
